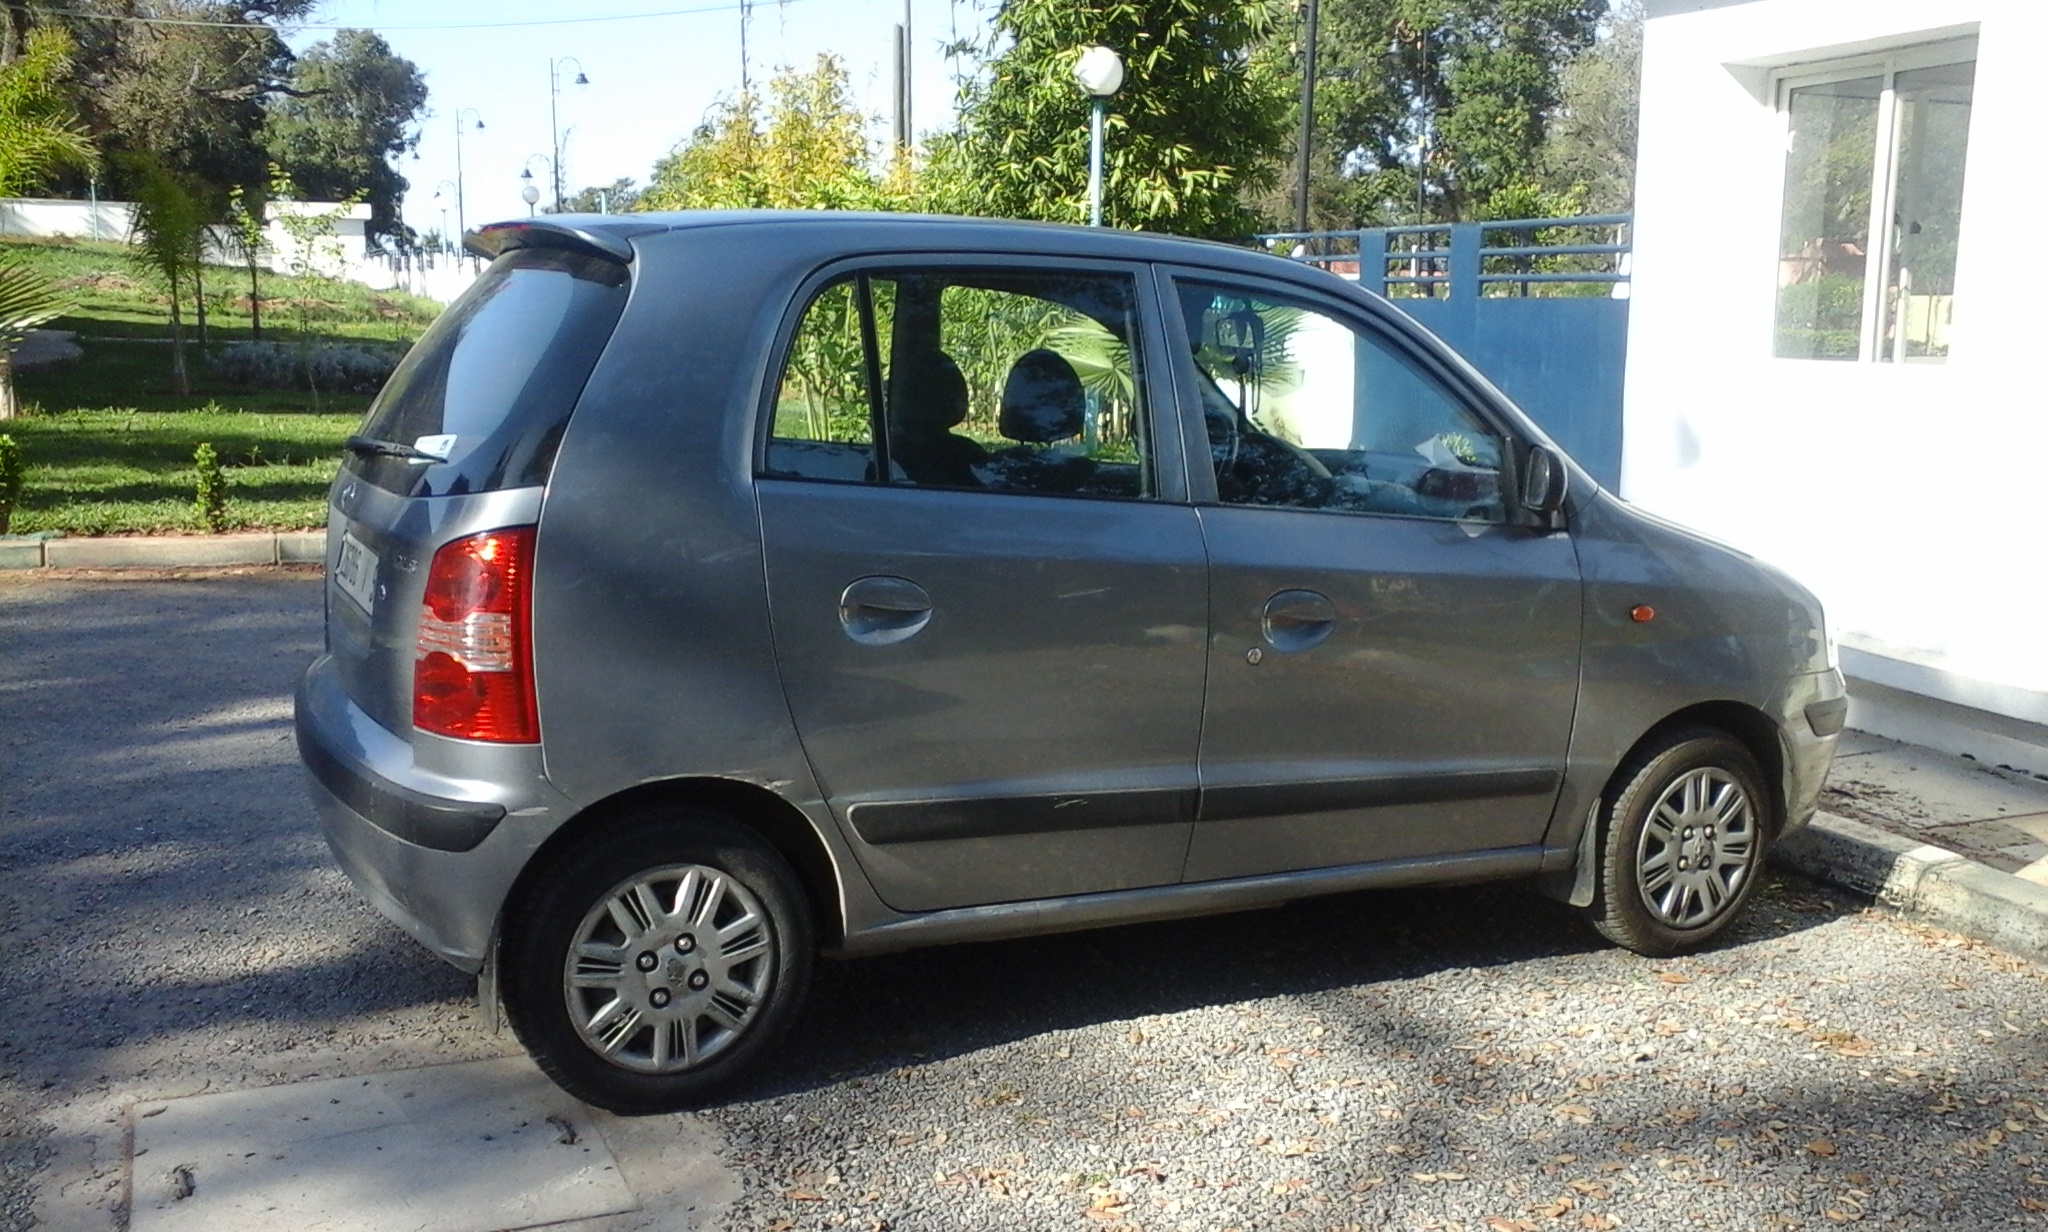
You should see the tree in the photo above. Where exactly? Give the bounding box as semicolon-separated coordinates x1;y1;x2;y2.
932;0;1289;239
124;153;207;396
52;1;312;200
0;25;98;196
557;177;642;215
639;56;904;212
1536;0;1639;213
0;261;68;420
1278;0;1605;228
260;29;428;249
222;180;270;339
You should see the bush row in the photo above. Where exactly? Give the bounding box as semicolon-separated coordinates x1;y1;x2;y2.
208;341;405;395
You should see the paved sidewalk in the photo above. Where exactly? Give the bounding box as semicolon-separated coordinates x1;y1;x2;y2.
1822;731;2048;887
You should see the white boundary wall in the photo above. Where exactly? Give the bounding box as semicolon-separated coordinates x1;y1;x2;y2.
0;196;475;297
1627;0;2047;750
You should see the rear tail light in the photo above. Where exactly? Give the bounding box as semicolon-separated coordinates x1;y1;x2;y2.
413;527;539;743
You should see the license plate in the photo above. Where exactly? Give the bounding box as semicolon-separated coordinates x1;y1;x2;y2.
333;530;380;615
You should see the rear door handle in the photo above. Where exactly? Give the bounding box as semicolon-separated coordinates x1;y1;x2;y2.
1260;588;1337;652
839;575;933;645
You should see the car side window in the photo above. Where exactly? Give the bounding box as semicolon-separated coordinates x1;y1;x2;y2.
764;267;1153;499
765;277;885;483
1176;280;1508;524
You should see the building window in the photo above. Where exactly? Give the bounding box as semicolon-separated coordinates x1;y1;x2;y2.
1774;46;1975;362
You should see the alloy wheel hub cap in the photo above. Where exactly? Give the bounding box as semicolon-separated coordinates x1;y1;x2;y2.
1636;767;1757;929
562;863;775;1074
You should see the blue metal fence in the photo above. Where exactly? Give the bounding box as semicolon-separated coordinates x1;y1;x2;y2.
1253;215;1631;489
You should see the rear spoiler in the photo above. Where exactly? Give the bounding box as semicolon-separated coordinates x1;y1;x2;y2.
463;217;660;264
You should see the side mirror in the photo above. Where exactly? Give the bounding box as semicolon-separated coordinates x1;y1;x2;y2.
1520;445;1568;519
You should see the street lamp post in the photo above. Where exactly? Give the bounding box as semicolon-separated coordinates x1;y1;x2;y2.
520;158;552;218
430;179;458;252
548;57;589;214
452;108;484;245
1072;46;1124;228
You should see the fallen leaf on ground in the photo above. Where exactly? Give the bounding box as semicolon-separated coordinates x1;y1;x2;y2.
1485;1218;1538;1232
1808;1139;1838;1157
1531;1196;1575;1218
1581;1217;1619;1231
784;1190;824;1202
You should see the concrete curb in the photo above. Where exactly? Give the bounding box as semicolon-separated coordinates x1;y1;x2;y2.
0;531;325;569
1774;810;2048;964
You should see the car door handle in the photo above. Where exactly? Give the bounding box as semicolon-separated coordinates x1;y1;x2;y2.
839;575;933;645
1260;588;1337;653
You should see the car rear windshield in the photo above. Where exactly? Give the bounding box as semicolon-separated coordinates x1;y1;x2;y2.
344;246;630;497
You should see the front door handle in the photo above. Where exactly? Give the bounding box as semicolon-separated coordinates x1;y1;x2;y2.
1260;588;1337;652
839;575;933;645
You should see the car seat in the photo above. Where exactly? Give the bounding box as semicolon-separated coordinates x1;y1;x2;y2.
887;351;984;488
988;348;1092;493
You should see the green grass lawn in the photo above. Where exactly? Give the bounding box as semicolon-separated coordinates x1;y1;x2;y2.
3;409;357;536
1;233;442;535
2;233;441;346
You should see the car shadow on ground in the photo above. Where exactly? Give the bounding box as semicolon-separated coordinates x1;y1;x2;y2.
729;868;1859;1107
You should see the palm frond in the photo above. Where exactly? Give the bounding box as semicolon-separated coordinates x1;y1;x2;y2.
0;263;67;346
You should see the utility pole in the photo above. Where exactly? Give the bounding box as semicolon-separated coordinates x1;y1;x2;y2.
548;59;588;213
739;0;753;96
893;23;908;154
1292;0;1319;234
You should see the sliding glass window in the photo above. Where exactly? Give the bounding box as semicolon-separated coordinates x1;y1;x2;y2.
1773;44;1975;363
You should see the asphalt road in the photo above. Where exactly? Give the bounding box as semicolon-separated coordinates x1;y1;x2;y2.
2;571;2043;1232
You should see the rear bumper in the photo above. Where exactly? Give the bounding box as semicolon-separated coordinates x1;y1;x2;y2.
294;654;575;971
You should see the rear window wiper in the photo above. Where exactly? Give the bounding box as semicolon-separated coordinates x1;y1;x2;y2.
346;435;450;462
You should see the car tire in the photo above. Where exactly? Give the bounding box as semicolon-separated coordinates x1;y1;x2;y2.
499;806;814;1114
1583;728;1772;957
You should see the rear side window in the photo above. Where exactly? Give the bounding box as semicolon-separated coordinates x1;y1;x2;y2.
764;267;1153;500
346;247;628;496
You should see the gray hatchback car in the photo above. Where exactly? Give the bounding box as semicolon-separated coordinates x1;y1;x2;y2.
296;211;1846;1113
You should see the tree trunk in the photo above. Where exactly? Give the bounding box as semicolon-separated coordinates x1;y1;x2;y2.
168;273;189;397
194;261;208;347
247;256;262;340
0;351;17;421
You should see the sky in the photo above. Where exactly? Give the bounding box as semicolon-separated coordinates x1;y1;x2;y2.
286;0;983;241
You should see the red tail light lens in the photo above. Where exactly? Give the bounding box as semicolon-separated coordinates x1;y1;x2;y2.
413;527;539;743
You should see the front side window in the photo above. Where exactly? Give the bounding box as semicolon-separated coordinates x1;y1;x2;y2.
1176;281;1506;524
1774;49;1975;362
764;267;1152;499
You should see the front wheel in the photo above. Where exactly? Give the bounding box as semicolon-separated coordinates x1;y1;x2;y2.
499;807;814;1113
1583;728;1771;956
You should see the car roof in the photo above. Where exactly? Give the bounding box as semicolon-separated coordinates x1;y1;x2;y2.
467;209;1322;282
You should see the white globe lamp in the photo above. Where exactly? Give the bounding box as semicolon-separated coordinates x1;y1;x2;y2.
1072;47;1124;227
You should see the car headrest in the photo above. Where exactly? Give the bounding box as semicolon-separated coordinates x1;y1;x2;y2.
999;349;1085;444
890;352;969;432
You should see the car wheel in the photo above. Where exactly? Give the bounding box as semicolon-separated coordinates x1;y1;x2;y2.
1583;728;1771;957
499;806;813;1114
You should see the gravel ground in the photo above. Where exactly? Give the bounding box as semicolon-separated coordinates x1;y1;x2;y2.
3;572;2044;1232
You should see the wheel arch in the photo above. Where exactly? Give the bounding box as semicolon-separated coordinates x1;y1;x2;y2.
508;777;846;947
1620;700;1787;836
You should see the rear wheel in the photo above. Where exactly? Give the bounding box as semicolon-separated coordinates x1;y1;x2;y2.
1583;728;1771;956
500;807;813;1113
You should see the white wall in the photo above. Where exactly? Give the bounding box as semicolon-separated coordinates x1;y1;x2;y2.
0;197;407;291
1626;0;2048;723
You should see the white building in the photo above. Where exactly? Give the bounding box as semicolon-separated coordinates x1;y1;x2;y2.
1625;0;2047;771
